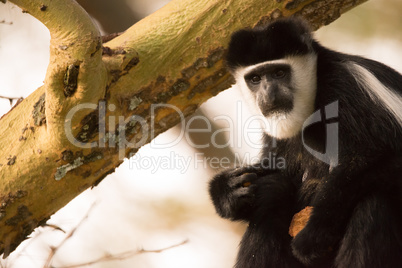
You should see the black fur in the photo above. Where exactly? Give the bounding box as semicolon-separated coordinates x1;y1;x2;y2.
225;18;313;71
209;17;402;268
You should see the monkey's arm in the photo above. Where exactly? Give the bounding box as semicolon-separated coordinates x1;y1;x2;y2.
208;163;296;222
291;154;402;266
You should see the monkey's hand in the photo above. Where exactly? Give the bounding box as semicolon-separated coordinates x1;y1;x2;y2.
209;164;287;221
209;167;260;221
291;214;339;266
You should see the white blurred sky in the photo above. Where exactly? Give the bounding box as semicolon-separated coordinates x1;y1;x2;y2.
1;0;402;267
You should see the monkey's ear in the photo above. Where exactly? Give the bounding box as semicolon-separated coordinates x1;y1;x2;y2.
300;32;314;50
288;16;312;33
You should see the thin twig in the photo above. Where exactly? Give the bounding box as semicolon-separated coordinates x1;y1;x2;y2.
3;222;66;268
42;224;66;233
55;240;189;268
43;203;97;268
0;20;13;25
0;95;23;106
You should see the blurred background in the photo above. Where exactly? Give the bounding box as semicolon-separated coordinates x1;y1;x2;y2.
0;0;401;267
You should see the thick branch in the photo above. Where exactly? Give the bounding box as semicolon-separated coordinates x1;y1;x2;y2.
0;0;367;257
10;0;107;146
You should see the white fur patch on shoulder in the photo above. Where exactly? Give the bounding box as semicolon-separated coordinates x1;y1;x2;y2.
347;63;402;127
234;54;317;139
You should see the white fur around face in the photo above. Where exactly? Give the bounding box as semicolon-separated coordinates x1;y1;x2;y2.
234;54;318;139
347;63;402;127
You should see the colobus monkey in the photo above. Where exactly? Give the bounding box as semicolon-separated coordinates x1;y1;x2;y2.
209;17;402;268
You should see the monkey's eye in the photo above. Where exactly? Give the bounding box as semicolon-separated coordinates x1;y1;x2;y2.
272;69;286;79
250;75;262;84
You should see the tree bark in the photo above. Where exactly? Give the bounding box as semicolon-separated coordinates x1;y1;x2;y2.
0;0;367;257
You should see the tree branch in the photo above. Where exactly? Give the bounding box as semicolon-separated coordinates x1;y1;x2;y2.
10;0;107;146
53;240;189;268
0;0;367;257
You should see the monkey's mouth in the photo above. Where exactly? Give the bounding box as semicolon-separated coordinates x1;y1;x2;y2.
258;99;293;117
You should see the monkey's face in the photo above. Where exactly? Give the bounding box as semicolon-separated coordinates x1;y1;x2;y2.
244;63;293;116
234;55;317;139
